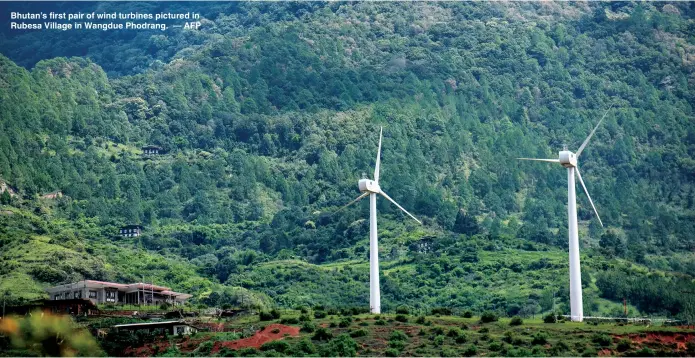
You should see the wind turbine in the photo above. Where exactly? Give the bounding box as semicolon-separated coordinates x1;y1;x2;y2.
337;127;422;314
518;105;613;322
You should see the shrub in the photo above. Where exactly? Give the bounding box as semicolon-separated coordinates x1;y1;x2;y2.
298;314;312;322
329;322;337;328
270;309;281;319
319;334;357;357
633;347;655;357
447;328;462;338
430;327;445;335
543;314;557;323
350;329;368;338
415;316;427;324
480;311;498;323
390;330;408;341
385;348;400;357
479;327;489;334
502;331;514;343
463;344;478;357
195;341;214;355
480;333;490;341
218;347;237;357
259;311;274;321
296;339;316;354
271;328;280;334
260;340;289;353
389;340;405;350
462;310;473;318
617;339;631;352
555;341;569;352
531;333;548;345
592;333;612;347
300;322;316;333
375;319;387;326
395;305;411;315
338;317;352;328
581;348;597;357
237;348;258;356
489;341;503;352
441;348;457;357
510;316;523;326
395;314;408;323
312;328;333;341
280;317;299;324
455;334;468;344
359;322;369;327
314;311;327;319
433;335;445;346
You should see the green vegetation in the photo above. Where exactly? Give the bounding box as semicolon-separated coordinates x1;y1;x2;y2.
0;1;694;328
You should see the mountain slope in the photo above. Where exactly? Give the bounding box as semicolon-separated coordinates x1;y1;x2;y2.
0;2;694;319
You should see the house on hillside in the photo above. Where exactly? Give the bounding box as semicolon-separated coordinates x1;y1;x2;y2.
141;145;164;156
120;225;142;237
113;320;197;336
41;191;63;199
46;280;192;306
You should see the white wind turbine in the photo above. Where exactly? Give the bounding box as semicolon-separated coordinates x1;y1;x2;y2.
518;105;613;322
337;127;422;314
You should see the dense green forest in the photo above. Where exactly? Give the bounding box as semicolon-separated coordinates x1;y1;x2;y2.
1;2;695;320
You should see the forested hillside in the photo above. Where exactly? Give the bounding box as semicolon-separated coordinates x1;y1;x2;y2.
1;2;694;319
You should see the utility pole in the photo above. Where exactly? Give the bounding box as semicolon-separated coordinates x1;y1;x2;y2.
623;298;627;317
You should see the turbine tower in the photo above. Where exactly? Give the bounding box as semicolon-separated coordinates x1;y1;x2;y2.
518;105;613;322
338;127;422;314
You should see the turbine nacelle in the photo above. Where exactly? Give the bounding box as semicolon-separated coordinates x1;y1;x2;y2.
559;150;577;168
358;179;381;193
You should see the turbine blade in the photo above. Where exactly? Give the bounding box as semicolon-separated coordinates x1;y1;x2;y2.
335;192;369;214
576;104;614;157
575;167;603;227
379;190;422;224
374;126;383;183
517;158;560;163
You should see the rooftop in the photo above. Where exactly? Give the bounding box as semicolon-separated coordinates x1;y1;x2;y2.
46;280;192;298
114;320;188;328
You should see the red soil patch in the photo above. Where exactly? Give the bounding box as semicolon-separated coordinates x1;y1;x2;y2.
616;332;695;351
125;339;172;357
212;324;299;353
598;348;613;356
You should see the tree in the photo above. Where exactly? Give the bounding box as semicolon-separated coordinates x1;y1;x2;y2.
599;230;626;258
0;190;11;205
453;209;480;235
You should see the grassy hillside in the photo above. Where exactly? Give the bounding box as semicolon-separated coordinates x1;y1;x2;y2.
95;311;695;357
